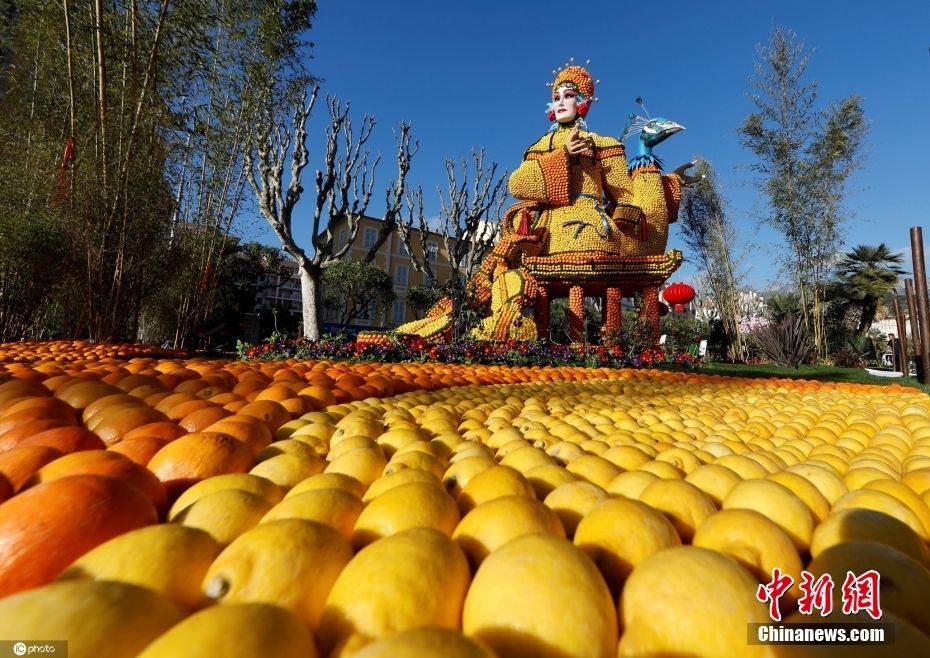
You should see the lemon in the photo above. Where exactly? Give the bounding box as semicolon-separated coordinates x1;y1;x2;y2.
565;453;621;487
786;462;848;504
715;454;769;479
546;440;585;464
443;455;495;498
351;627;497;658
722;479;814;552
462;532;615;658
600;445;652;470
271;419;310;442
541;480;608;538
831;489;926;539
684;463;741;506
524;463;578;499
383;449;446;480
639;479;716;542
363;467;438;501
58;525;220;609
767;470;831;523
862;478;930;539
286;471;365;499
453;495;565;566
324;446;387;488
168;473;282;521
636;459;685;480
202;519;351;629
810;508;930;566
352;481;460;548
693;508;803;601
0;580;184;658
375;427;424;456
249;452;326;490
618;546;771;657
573;497;680;594
174;488;273;546
457;465;536;513
328;435;380;460
499;445;555;474
319;527;471;658
781;609;930;657
260;487;364;541
137;602;317;658
604;470;658;498
255;438;319;462
808;540;930;636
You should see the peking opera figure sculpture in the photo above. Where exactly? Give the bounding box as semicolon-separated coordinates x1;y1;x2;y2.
389;61;697;344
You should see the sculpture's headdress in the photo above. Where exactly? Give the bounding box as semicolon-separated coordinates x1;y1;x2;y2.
621;97;652;141
545;58;600;122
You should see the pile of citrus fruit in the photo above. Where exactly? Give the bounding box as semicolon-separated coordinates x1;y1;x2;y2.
0;341;929;657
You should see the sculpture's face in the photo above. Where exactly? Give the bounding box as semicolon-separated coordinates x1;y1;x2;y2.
550;85;579;123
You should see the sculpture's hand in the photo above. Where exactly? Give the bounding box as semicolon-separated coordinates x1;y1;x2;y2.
565;124;592;156
671;160;703;187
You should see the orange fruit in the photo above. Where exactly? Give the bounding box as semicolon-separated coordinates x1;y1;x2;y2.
237;400;292;433
0;445;63;491
81;393;140;424
108;435;171;465
17;426;106;454
122;421;188;443
179;406;232;432
164;399;216;421
148;431;255;497
54;380;122;410
88;406;170;447
204;416;273;455
28;449;168;512
0;395;77;419
154;392;200;414
0;419;74;451
0;474;158;596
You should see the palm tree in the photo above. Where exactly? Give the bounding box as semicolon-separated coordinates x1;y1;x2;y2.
833;243;906;334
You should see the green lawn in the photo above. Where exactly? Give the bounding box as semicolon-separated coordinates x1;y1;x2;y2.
694;362;930;395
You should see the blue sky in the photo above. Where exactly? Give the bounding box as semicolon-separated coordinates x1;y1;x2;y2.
242;0;930;290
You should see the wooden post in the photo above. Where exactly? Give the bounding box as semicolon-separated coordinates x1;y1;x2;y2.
893;297;909;376
910;228;930;384
906;279;922;379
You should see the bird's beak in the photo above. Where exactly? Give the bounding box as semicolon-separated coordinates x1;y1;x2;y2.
664;121;685;135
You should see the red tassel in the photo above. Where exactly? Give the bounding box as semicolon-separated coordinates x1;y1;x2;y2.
517;210;531;236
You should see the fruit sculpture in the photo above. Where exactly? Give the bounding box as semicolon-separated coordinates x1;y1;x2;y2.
391;63;690;345
0;340;929;656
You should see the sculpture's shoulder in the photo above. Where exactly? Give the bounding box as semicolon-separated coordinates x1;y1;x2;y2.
523;132;559;157
590;133;625;157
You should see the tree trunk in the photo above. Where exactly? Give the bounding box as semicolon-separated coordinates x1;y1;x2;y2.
299;264;322;340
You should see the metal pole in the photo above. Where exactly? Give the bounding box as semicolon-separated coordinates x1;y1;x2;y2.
909;228;930;384
893;297;909;376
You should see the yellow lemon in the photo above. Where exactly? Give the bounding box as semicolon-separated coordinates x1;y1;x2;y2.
780;609;930;657
902;467;930;494
499;445;555;474
786;463;848;504
692;508;803;602
58;524;220;610
604;470;659;499
617;546;771;658
249;452;326;490
453;495;565;566
255;438;319;462
137;602;317;658
450;441;496;462
808;540;930;636
463;533;616;658
324;446;387;488
457;465;536;513
715;454;769;479
168;473;282;521
600;445;652;470
542;480;609;538
272;418;310;442
684;463;741;506
766;470;831;524
363;467;438;501
564;453;622;487
286;471;365;499
573;497;680;595
545;440;585;465
862;478;930;539
524;463;578;499
328;435;380;460
260;487;364;541
654;446;702;473
383;449;446;480
351;628;497;658
723;479;814;552
319;527;471;658
375;427;425;457
443;456;495;497
0;580;184;658
352;480;460;548
810;508;930;566
830;489;926;539
202;519;351;629
174;488;273;546
636;459;685;480
639;479;716;542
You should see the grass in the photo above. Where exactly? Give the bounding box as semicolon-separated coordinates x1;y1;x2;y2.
695;362;930;395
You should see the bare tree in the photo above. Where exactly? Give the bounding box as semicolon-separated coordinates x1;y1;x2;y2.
398;149;506;288
245;89;417;339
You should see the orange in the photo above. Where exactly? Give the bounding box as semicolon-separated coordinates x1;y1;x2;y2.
81;393;140;424
154;392;200;414
88;406;170;446
0;445;63;491
1;395;77;419
0;474;158;596
179;406;232;432
204;416;273;455
29;449;168;512
122;421;188;443
108;435;171;465
165;399;216;421
148;431;255;497
18;426;106;454
54;380;122;410
237;400;292;433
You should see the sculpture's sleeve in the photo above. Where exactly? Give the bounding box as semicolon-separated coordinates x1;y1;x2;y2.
662;173;683;223
600;143;641;224
508;148;570;206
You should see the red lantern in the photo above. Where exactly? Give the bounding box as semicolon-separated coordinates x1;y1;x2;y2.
674;303;685;312
663;282;695;307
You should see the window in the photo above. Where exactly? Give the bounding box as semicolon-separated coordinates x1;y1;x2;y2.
397;238;409;256
392;300;406;324
422;270;432;287
395;264;408;287
338;229;347;248
359;301;377;321
363;227;378;249
426;241;438;262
